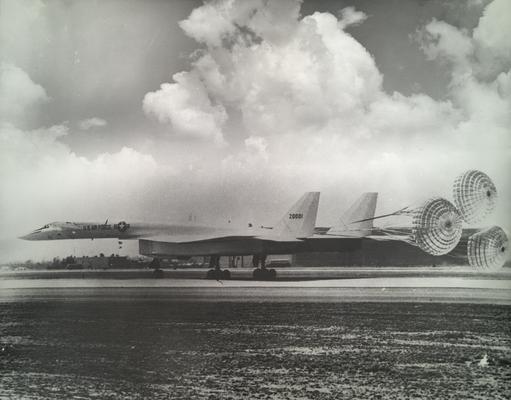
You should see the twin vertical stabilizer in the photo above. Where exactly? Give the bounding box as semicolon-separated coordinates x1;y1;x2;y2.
272;192;320;238
327;192;378;236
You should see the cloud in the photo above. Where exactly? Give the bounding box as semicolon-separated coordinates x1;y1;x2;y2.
179;0;301;46
0;1;48;69
178;1;237;47
418;0;511;145
147;0;468;150
78;117;107;130
143;71;227;146
146;5;384;143
419;20;474;71
338;6;368;29
0;63;49;124
420;0;511;82
472;0;511;79
222;135;269;173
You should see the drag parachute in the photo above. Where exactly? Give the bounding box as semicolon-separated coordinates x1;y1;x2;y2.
453;170;497;224
467;226;509;270
364;169;507;270
412;198;463;256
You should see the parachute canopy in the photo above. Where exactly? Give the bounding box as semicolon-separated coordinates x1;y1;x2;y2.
412;197;463;256
467;226;508;270
453;170;497;224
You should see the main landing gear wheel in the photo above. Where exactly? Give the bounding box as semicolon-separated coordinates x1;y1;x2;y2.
252;268;276;280
152;269;164;278
206;269;231;280
205;256;231;280
251;254;276;280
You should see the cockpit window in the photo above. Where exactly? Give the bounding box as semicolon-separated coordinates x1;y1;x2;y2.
41;224;50;229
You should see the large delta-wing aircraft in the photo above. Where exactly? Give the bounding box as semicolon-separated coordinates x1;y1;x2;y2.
22;170;506;279
20;191;382;280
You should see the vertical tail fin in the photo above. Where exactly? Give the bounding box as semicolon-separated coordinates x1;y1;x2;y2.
327;192;378;236
273;192;320;238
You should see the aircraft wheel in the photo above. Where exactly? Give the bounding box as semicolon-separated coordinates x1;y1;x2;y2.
206;269;216;279
259;268;275;281
252;268;262;280
222;269;231;280
153;269;164;279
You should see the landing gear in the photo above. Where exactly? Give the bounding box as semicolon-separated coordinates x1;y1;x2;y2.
206;269;231;280
252;254;277;280
252;268;276;280
206;256;231;280
150;258;164;278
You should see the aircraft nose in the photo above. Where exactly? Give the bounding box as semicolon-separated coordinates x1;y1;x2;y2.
19;230;44;240
19;233;35;240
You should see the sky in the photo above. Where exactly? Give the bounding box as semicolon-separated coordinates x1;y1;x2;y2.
0;0;510;263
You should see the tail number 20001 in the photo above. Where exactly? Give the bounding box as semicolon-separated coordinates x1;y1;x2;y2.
289;213;303;219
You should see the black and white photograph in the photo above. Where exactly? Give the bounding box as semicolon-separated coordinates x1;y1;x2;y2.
0;0;510;398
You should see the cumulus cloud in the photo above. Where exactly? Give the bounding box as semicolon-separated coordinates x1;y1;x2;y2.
0;63;49;124
420;0;511;82
143;71;227;146
418;0;511;154
419;20;474;70
222;135;269;173
472;0;511;79
144;4;384;143
178;1;236;47
145;0;466;151
78;117;107;130
179;0;301;46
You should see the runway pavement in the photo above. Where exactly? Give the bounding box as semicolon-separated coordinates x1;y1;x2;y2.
1;267;510;304
2;266;511;280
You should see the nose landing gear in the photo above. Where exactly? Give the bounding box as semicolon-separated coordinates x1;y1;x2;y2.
150;258;164;278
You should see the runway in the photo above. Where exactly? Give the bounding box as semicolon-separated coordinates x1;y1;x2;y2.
3;266;511;281
1;267;510;304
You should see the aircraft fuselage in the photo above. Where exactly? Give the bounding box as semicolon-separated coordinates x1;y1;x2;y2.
19;221;219;241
